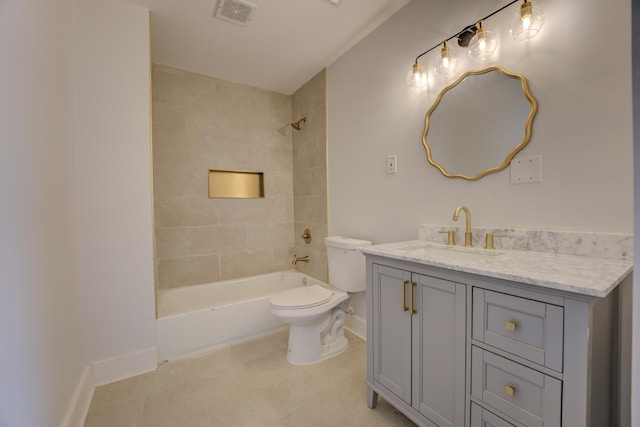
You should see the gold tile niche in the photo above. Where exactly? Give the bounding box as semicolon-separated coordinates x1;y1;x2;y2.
208;170;265;199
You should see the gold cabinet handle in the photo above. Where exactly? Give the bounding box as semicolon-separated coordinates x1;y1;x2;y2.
504;385;516;398
410;282;417;315
504;321;517;332
402;280;409;312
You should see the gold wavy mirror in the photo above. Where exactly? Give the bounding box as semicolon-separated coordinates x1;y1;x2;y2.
422;66;537;181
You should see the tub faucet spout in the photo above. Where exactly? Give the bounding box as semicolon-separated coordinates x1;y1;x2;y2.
292;255;310;265
453;205;473;247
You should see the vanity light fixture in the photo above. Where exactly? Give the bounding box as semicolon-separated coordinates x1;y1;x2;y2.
468;20;498;60
407;0;544;87
407;62;428;90
509;0;545;40
433;41;458;76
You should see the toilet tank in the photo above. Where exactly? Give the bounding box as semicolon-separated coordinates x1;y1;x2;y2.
325;236;372;293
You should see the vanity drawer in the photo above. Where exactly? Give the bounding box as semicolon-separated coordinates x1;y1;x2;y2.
470;403;516;427
472;288;564;372
471;347;561;427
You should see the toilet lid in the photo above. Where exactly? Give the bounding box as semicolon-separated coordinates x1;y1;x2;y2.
271;285;333;309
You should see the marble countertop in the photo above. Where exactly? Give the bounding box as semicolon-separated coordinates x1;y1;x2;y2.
362;240;633;298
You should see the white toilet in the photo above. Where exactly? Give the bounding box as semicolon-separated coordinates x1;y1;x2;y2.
270;236;372;365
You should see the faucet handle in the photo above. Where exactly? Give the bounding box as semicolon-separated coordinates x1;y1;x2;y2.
438;230;456;246
485;233;507;250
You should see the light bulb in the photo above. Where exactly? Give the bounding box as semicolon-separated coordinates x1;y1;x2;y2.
433;43;458;76
509;1;545;40
406;63;427;89
468;26;497;60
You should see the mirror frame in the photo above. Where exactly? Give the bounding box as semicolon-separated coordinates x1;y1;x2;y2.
422;66;538;181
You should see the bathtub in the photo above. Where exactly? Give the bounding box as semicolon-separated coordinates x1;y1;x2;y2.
156;270;313;361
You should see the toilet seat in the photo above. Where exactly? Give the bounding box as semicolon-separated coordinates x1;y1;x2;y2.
270;285;332;309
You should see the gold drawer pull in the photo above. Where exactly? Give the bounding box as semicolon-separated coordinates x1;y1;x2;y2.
402;280;409;312
504;385;516;398
410;282;417;315
504;321;517;332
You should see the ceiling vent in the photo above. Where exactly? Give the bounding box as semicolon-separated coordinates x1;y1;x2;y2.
214;0;256;26
322;0;344;6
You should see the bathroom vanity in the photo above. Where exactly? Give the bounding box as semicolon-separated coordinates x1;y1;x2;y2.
362;232;632;427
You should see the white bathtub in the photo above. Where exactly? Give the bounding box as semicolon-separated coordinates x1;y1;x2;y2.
156;270;315;361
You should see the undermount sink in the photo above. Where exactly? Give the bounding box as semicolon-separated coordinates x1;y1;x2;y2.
395;241;504;258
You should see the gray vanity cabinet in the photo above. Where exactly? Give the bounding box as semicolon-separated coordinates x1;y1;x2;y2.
365;251;624;427
367;261;466;427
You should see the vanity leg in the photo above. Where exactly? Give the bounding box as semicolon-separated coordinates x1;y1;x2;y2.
367;387;378;408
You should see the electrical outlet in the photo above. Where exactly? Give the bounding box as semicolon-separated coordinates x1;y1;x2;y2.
386;155;397;174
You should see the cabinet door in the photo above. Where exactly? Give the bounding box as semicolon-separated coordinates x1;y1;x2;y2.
372;264;412;404
412;273;466;427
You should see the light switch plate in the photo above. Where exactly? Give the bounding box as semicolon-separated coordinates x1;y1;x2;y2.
511;155;542;184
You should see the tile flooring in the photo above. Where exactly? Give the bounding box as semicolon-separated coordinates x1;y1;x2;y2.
84;329;417;427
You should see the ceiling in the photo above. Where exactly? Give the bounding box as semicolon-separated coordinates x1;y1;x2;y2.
121;0;411;94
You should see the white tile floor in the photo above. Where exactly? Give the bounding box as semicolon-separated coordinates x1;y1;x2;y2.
84;329;417;427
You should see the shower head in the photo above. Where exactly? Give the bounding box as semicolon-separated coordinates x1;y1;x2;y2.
291;117;307;130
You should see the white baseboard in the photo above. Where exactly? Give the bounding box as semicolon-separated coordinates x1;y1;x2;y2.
61;365;95;427
92;347;158;386
345;314;366;341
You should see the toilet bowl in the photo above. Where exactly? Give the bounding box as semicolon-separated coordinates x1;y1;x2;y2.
270;236;372;365
271;284;351;365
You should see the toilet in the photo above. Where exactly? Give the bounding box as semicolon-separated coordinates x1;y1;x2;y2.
270;236;372;365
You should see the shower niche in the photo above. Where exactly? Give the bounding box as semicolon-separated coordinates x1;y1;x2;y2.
208;169;265;199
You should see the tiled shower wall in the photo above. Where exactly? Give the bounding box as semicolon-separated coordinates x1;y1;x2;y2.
152;65;295;289
291;70;328;282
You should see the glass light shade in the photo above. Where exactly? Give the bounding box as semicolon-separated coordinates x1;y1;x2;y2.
509;2;545;40
434;45;458;76
407;63;428;89
468;27;497;60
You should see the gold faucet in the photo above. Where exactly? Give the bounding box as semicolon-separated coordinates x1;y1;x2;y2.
291;255;310;265
453;205;473;247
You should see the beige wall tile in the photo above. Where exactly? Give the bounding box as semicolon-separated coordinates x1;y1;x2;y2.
265;171;293;197
219;249;274;280
273;246;295;272
216;198;273;225
291;69;328;282
269;147;293;172
215;141;270;171
245;121;292;149
153;164;189;198
154;195;218;228
188;225;247;256
186;109;247;146
156;228;189;259
157;255;220;289
152;64;329;290
293;196;326;225
270;197;294;223
309;166;327;196
247;223;294;250
269;93;292;124
153;65;217;107
292;170;311;197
